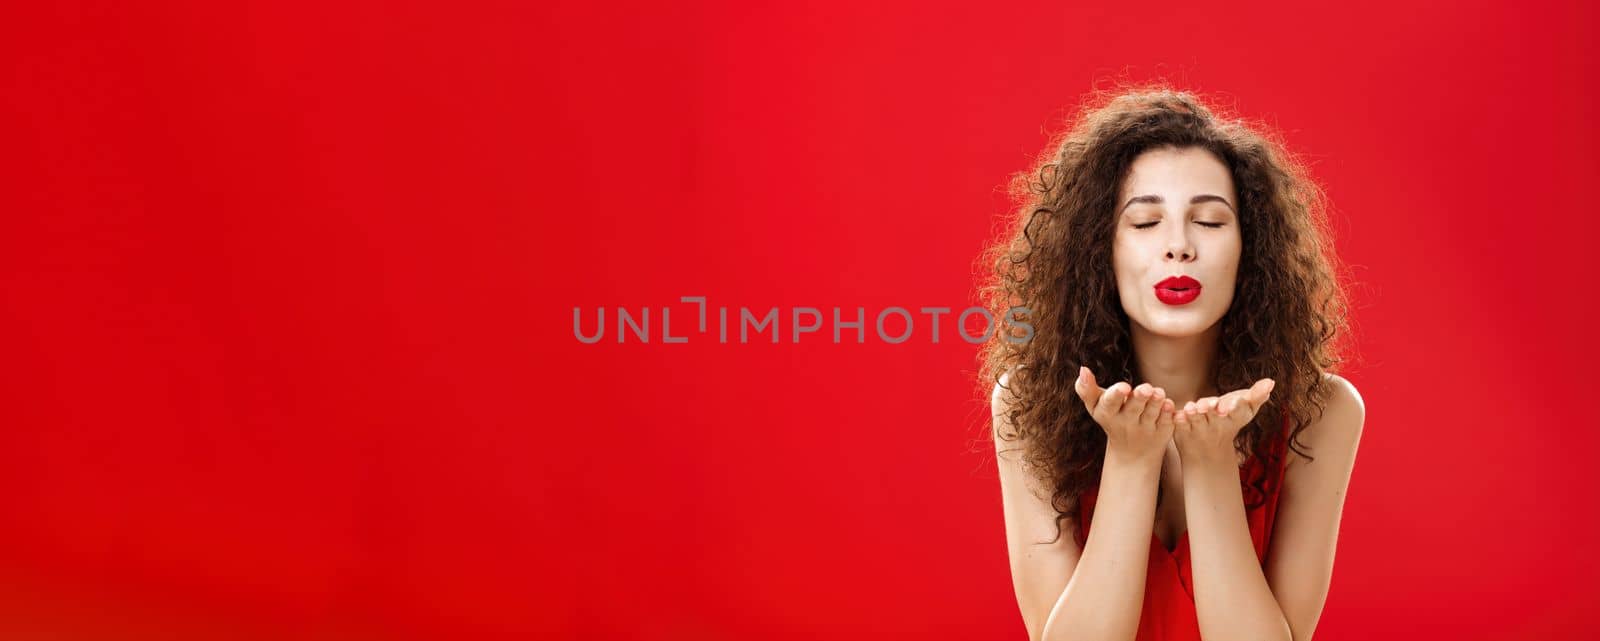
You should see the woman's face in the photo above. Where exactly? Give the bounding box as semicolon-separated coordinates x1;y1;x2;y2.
1112;146;1242;338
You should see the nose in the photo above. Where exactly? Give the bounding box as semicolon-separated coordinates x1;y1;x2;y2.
1165;225;1195;262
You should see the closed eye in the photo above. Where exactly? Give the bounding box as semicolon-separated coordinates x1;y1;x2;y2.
1132;222;1226;229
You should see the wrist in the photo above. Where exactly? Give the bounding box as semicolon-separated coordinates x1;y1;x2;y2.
1104;443;1164;471
1176;443;1238;470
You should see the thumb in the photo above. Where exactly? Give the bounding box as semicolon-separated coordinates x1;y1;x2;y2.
1252;378;1276;406
1075;366;1101;410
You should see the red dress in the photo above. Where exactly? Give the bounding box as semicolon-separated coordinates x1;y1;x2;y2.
1075;412;1291;641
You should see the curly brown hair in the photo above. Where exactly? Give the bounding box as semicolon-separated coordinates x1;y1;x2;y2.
975;84;1357;546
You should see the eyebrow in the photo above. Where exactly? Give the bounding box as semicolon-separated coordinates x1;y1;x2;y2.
1119;194;1236;214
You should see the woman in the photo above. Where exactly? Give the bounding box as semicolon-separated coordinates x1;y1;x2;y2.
979;87;1365;641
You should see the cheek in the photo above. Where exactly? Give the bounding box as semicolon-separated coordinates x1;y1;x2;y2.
1204;237;1242;267
1111;238;1140;277
1112;253;1141;290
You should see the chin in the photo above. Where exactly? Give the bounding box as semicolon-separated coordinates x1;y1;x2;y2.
1147;327;1208;339
1137;314;1220;338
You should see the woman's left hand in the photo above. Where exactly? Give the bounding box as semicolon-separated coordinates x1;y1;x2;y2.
1174;378;1276;465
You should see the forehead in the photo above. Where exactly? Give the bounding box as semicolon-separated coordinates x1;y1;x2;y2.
1119;147;1235;200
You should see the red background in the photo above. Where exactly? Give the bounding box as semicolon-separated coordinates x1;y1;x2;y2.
3;1;1596;639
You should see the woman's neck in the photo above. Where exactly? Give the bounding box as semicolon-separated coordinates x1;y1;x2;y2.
1129;321;1223;407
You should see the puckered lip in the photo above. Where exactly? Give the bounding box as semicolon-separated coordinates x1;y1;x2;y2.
1155;275;1202;290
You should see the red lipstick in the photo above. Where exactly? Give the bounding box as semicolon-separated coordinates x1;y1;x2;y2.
1154;275;1202;305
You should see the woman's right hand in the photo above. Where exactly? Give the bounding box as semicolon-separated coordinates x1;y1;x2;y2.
1073;366;1176;464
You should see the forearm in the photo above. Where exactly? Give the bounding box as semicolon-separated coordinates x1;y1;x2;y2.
1183;457;1292;641
1040;448;1159;641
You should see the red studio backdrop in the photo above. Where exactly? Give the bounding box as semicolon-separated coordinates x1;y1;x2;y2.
2;1;1596;640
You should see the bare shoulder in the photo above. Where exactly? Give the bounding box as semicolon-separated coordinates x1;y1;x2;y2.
991;368;1020;413
1287;373;1366;468
1320;372;1365;414
991;368;1028;460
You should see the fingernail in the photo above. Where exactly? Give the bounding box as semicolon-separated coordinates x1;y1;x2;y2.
1265;379;1276;393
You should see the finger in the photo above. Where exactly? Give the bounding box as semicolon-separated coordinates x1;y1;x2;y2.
1225;379;1273;418
1155;398;1176;432
1233;387;1263;420
1253;378;1275;406
1074;367;1101;413
1138;387;1166;424
1122;383;1152;417
1222;394;1244;418
1218;391;1247;417
1098;381;1131;417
